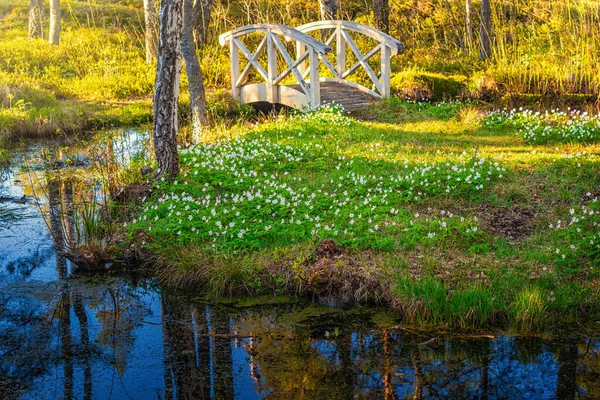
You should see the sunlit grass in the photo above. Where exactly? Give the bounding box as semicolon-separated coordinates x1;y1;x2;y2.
128;100;600;329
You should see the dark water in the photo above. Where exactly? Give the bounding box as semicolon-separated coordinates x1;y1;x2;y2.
1;134;599;399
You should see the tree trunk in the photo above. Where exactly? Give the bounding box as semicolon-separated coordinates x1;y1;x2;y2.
153;0;183;179
373;0;389;33
320;0;338;20
465;0;473;50
143;0;158;63
192;0;213;47
183;0;209;140
479;0;491;60
28;0;43;39
49;0;60;45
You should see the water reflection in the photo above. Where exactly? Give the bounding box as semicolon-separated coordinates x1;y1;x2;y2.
1;133;600;399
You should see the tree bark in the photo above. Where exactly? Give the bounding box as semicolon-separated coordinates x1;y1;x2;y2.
49;0;61;45
192;0;213;47
373;0;389;33
183;0;209;140
320;0;338;20
465;0;473;50
153;0;183;179
143;0;158;64
479;0;491;60
28;0;43;39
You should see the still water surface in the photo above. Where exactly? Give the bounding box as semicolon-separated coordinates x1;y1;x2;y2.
0;134;599;399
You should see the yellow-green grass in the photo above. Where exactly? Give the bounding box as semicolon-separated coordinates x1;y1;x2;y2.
126;100;600;331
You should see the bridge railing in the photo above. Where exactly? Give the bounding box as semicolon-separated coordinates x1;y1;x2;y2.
219;24;332;108
296;20;404;98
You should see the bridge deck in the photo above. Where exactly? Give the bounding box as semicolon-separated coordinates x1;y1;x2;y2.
288;81;378;111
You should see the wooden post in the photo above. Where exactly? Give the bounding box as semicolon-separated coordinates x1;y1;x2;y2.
336;26;345;80
266;30;278;103
380;44;390;98
309;49;320;107
230;40;240;100
296;41;307;76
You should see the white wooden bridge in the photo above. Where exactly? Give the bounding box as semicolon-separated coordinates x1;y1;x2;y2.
219;21;404;111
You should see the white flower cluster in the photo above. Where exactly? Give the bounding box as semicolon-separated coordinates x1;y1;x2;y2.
483;107;600;144
135;132;505;252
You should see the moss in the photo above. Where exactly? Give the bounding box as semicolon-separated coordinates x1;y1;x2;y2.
390;70;468;102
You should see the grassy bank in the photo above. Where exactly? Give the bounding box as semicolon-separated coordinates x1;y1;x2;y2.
3;0;600;141
125;100;600;331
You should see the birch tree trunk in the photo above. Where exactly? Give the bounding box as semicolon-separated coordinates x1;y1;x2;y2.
153;0;183;179
143;0;158;63
183;0;209;140
192;0;213;47
465;0;473;50
479;0;491;60
373;0;389;33
28;0;43;39
49;0;60;45
320;0;338;20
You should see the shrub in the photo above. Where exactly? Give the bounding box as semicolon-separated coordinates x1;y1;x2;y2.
390;70;467;102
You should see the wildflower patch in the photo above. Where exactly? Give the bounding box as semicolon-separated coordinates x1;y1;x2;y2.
483;108;600;144
130;109;506;254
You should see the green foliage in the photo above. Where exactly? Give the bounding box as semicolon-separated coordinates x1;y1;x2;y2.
130;105;505;254
390;70;468;102
483;108;600;144
510;287;548;332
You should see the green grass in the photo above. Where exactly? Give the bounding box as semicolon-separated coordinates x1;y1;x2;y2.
126;100;600;331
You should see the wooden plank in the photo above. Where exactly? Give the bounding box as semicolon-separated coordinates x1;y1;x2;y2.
296;20;404;55
341;43;382;79
235;36;267;87
220;23;332;55
234;38;269;82
341;30;382;94
309;49;320;107
288;81;377;111
230;40;240;99
266;31;278;103
272;34;310;96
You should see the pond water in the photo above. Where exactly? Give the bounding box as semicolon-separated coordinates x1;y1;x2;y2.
1;133;599;399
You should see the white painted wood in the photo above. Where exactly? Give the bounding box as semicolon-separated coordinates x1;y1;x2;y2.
219;24;332;55
272;35;310;95
296;20;404;55
220;21;402;109
341;43;382;78
230;40;240;99
309;49;320;107
341;30;382;94
239;83;310;109
234;38;269;82
380;44;391;98
235;36;267;87
266;30;278;103
336;27;345;79
296;42;307;76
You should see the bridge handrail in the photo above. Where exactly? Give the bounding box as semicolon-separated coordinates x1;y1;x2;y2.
219;24;332;55
296;20;404;55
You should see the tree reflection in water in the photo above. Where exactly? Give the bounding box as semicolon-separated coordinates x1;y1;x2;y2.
1;144;599;399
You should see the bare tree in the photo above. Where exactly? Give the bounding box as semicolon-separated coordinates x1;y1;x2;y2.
192;0;213;47
373;0;389;33
183;0;209;139
479;0;491;59
143;0;158;63
153;0;183;179
49;0;60;45
28;0;43;39
320;0;338;20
